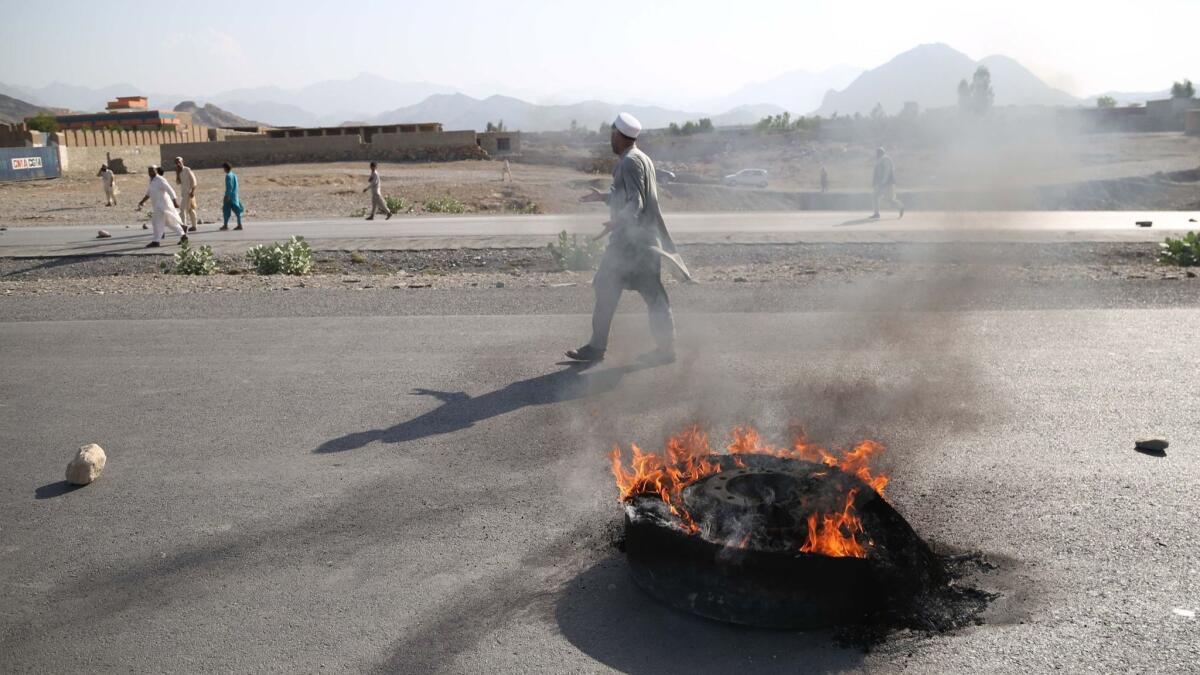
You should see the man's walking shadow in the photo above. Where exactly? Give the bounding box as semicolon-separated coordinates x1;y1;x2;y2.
314;362;652;453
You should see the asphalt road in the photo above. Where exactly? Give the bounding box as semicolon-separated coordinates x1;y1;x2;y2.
1;210;1196;257
1;285;1198;673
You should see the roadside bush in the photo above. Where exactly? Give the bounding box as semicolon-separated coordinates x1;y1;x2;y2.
385;195;408;213
512;200;541;214
423;196;467;214
173;240;218;275
547;230;603;271
1159;231;1200;267
247;236;313;275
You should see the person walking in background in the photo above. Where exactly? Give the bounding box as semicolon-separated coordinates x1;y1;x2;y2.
819;164;829;193
870;147;904;219
567;112;690;366
220;162;244;230
174;156;198;232
98;164;118;206
136;165;187;248
363;161;392;220
502;158;512;182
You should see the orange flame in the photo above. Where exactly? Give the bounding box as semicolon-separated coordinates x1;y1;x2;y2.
800;489;866;557
610;424;888;557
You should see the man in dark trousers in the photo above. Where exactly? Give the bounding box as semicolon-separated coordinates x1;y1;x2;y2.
567;112;690;365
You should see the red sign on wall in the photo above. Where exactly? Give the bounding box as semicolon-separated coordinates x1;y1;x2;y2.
11;156;43;170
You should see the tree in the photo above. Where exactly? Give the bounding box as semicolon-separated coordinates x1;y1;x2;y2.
870;103;886;121
668;122;681;135
1096;96;1117;108
485;119;507;132
569;119;578;134
957;66;995;116
698;118;713;132
1171;79;1195;99
25;113;58;133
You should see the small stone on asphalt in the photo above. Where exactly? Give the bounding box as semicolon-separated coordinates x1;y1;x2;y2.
65;443;106;485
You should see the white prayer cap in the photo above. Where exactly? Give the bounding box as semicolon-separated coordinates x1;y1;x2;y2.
174;156;183;162
613;112;642;139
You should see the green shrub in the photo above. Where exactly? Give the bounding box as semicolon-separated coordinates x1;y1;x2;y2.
26;112;58;133
423;196;467;214
1159;231;1200;267
173;240;218;275
547;230;603;271
385;195;408;212
349;251;366;264
247;236;314;275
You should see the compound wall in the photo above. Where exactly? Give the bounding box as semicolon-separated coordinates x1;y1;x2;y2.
60;144;161;175
0;146;61;182
161;130;486;169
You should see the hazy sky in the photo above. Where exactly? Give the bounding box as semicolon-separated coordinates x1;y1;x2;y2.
0;0;1194;105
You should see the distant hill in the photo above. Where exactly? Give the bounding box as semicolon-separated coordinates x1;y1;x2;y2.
816;43;1080;115
701;66;863;115
373;93;775;132
1086;89;1171;106
173;101;260;128
710;103;787;127
0;81;188;113
0;92;49;123
208;73;458;126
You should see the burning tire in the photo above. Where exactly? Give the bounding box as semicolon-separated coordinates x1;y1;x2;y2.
612;428;944;629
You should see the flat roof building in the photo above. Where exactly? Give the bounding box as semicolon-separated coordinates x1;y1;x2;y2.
106;96;148;111
265;123;443;141
47;110;182;131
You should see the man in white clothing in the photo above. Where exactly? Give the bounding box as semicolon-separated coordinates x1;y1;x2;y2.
362;161;392;220
136;166;188;248
174;156;199;232
98;164;118;206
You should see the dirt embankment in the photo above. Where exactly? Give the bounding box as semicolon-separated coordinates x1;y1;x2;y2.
2;242;1194;297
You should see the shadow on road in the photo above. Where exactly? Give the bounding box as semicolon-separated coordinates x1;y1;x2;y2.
314;362;654;453
34;481;84;500
835;216;882;227
554;556;864;674
3;256;102;278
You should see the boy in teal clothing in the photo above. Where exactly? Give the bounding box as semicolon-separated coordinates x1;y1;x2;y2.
219;162;245;230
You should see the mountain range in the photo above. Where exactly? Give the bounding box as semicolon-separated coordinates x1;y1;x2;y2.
371;93;780;132
0;92;51;123
1;44;1182;131
816;43;1079;115
173;101;259;128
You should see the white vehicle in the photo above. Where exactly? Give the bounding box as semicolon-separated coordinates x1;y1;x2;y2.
724;168;769;188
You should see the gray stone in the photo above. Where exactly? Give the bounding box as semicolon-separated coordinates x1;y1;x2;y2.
97;230;111;239
65;443;106;485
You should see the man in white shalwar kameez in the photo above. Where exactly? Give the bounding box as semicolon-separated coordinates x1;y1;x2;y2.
98;164;118;206
174;156;199;232
566;112;690;365
137;166;188;248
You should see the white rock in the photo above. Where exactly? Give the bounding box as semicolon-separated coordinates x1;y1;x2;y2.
97;230;111;239
65;443;106;485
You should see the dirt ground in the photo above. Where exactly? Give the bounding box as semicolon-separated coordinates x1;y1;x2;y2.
1;241;1194;297
1;131;1197;227
0;161;598;228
